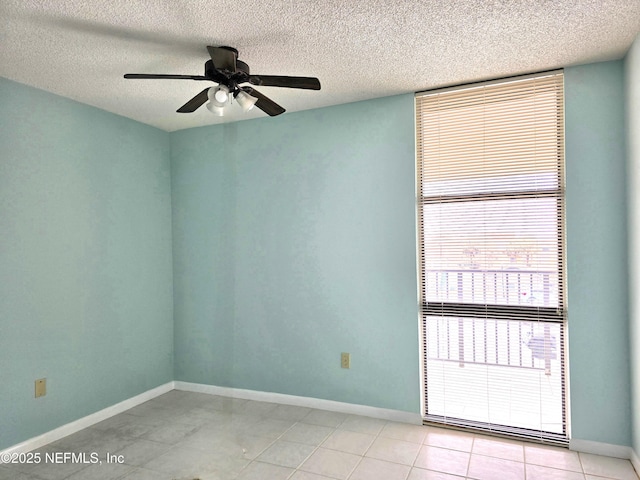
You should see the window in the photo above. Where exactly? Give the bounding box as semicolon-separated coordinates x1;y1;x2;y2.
416;71;567;443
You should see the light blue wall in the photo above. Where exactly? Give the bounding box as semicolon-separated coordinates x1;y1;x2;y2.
171;95;421;412
0;78;174;450
625;33;640;455
565;61;631;446
171;125;236;385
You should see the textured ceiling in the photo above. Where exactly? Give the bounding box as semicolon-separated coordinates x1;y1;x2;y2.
1;0;639;132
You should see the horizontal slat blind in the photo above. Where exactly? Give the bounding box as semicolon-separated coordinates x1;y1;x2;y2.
416;71;567;443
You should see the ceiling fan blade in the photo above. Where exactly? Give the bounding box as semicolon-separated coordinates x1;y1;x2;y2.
207;46;237;72
250;75;321;90
124;74;208;80
177;88;211;113
244;87;286;116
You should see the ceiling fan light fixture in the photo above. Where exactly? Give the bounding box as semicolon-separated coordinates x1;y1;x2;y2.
236;90;258;112
206;102;225;116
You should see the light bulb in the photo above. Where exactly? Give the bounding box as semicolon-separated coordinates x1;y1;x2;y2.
208;86;229;105
214;86;229;103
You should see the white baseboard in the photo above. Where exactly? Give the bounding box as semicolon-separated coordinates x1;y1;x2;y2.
631;448;640;476
174;381;423;425
569;438;633;459
0;381;174;456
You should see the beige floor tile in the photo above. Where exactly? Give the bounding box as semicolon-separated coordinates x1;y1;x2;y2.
242;417;296;439
321;429;376;455
63;463;134;480
113;439;172;466
301;409;348;428
299;447;361;479
524;444;582;472
380;422;429;444
289;471;336;480
281;422;334;446
256;440;316;468
408;467;466;480
268;404;313;421
118;467;176;479
579;452;638;480
338;415;387;435
365;436;422;465
424;428;474;452
235;461;294;480
141;420;198;445
526;463;586;480
349;457;411;480
472;435;524;462
414;445;470;477
234;399;279;417
467;454;525;480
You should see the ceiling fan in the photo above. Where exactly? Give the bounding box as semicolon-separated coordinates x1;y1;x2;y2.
124;46;321;117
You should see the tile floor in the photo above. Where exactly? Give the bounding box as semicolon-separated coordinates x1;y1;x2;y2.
0;390;637;480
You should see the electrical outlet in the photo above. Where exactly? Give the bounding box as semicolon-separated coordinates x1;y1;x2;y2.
35;378;46;398
341;352;350;369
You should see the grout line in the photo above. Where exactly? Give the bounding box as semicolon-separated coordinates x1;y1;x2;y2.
343;418;384;480
467;434;476;478
577;450;586;475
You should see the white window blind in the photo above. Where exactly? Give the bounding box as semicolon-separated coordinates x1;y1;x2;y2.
416;71;567;444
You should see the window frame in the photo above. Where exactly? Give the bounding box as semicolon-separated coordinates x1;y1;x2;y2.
415;70;568;443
